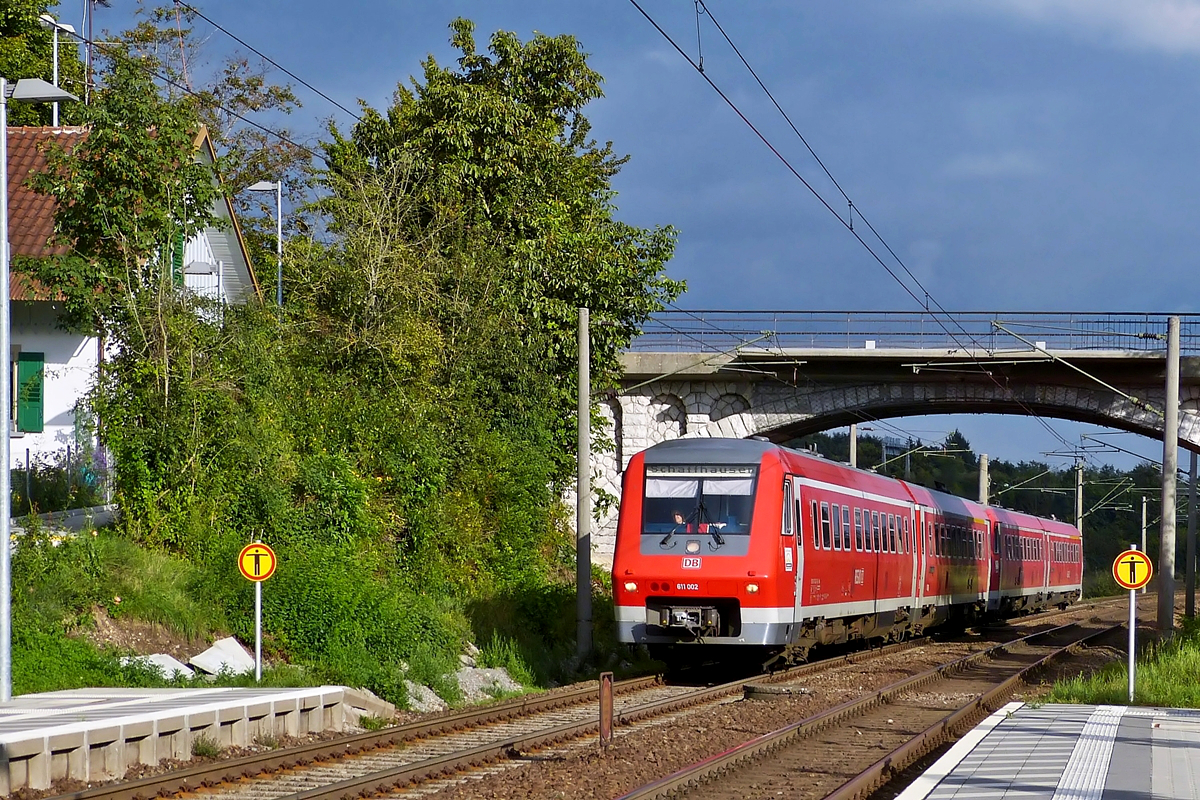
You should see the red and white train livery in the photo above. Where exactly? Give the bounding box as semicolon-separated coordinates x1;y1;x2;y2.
613;438;1083;662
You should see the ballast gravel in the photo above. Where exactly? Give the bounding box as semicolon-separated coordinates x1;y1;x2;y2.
412;641;993;800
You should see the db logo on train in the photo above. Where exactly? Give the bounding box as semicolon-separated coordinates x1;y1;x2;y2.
681;557;702;569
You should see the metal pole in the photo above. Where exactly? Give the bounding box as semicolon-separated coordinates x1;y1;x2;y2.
1128;544;1137;704
1159;315;1180;635
1142;494;1149;595
254;580;262;682
1187;451;1198;618
274;181;282;308
576;307;592;658
0;78;13;702
849;423;857;468
24;449;29;513
51;28;59;127
979;453;989;505
1075;462;1084;533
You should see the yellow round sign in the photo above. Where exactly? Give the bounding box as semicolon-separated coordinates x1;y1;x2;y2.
1112;549;1152;591
238;542;277;582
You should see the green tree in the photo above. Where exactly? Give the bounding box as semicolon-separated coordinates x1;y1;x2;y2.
322;18;682;477
0;0;86;126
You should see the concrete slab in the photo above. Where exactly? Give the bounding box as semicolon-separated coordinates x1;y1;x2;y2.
0;686;347;793
898;704;1200;800
188;637;255;675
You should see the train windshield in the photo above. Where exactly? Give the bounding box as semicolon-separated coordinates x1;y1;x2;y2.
642;465;758;536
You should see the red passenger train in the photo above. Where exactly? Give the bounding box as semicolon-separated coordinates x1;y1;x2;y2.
612;438;1083;664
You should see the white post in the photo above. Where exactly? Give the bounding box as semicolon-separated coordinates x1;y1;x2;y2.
254;580;262;682
51;29;59;127
1142;494;1149;595
1159;316;1180;635
1128;544;1138;704
576;307;591;658
0;78;11;702
979;453;989;505
275;181;282;308
849;423;857;468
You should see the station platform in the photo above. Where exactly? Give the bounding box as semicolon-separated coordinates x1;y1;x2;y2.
0;685;351;793
899;701;1200;800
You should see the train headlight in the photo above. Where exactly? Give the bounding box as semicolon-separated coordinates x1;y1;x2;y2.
623;581;638;592
686;540;701;554
746;583;759;593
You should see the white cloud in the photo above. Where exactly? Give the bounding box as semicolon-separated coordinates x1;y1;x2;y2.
942;151;1044;179
968;0;1200;55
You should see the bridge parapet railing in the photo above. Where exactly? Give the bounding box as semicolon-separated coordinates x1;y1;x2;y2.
631;311;1200;355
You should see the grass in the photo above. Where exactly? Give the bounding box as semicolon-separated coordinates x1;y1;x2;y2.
191;734;222;759
1048;617;1200;707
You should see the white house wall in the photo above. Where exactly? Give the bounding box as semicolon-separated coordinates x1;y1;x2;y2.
9;301;98;468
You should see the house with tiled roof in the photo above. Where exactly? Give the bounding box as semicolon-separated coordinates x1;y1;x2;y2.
5;126;259;471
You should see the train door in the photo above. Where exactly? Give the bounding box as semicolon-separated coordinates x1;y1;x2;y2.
907;512;919;606
988;521;1001;612
782;477;798;631
791;477;805;628
915;510;927;606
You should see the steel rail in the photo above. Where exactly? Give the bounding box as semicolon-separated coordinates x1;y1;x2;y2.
272;639;927;800
40;675;664;800
38;601;1115;800
614;619;1119;800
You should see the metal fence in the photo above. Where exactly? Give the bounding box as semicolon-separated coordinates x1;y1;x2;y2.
631;311;1200;354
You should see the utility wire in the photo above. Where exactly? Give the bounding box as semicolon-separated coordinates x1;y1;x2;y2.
629;0;1077;453
173;0;363;121
60;26;323;163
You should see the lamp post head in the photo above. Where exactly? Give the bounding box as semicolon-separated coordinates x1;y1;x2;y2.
38;15;76;34
247;180;280;192
6;78;78;103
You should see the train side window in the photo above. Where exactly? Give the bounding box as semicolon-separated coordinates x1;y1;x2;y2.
820;503;831;550
976;531;982;560
903;517;910;553
872;511;881;551
889;515;897;553
832;505;842;550
993;523;1001;555
782;481;794;536
842;506;851;552
855;509;864;551
812;501;820;549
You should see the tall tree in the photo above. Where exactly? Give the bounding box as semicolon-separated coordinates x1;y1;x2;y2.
322;18;683;475
0;0;87;125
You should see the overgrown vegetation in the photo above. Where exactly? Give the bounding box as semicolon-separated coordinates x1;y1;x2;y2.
8;6;679;703
1048;617;1200;706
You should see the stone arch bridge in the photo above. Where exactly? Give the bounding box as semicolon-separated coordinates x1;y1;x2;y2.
587;311;1200;563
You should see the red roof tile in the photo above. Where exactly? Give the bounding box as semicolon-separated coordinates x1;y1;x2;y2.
6;127;87;300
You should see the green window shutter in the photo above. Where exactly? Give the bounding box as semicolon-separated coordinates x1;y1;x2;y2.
17;352;44;434
172;231;185;286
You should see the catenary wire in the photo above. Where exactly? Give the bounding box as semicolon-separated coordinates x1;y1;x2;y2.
172;0;363;121
627;1;1077;452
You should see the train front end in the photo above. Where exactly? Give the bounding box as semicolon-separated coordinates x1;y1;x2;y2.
612;439;793;660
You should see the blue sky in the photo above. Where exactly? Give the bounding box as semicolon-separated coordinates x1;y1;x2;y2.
76;0;1200;471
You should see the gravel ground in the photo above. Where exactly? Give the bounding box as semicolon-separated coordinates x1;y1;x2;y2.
411;641;997;800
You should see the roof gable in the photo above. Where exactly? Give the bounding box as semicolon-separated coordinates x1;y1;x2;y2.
4;125;260;303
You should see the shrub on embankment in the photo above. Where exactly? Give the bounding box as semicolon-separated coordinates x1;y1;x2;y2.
1048;617;1200;706
10;16;679;704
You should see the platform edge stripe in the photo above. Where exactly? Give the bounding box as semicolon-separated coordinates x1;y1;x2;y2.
1050;704;1127;800
892;701;1026;800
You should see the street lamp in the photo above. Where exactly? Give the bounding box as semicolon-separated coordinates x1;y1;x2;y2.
247;181;282;307
0;77;78;702
37;15;77;127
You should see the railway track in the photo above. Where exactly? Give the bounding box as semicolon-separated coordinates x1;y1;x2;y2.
42;599;1121;800
615;616;1121;800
